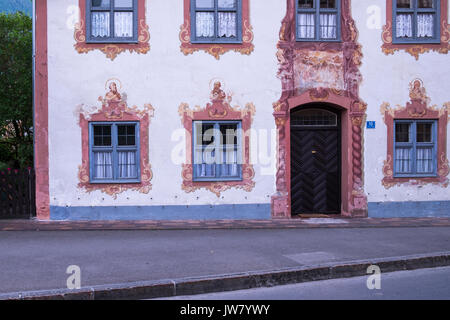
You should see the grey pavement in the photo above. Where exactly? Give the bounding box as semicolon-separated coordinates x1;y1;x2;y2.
162;266;450;300
0;227;450;294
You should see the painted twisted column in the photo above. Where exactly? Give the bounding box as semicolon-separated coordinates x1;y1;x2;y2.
351;116;368;216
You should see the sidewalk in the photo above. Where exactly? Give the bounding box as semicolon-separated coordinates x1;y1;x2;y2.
0;224;450;299
1;217;450;231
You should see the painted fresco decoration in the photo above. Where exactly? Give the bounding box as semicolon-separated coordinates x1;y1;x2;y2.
272;0;368;218
294;51;345;93
178;81;256;197
381;79;450;188
74;0;150;61
382;0;450;60
179;0;254;60
77;78;154;199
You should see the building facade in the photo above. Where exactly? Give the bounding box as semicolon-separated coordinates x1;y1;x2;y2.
34;0;450;221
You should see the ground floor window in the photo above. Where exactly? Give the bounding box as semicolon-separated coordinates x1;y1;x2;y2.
89;122;140;183
394;120;437;177
193;120;242;181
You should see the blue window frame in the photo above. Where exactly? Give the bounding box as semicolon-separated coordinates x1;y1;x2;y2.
86;0;138;43
190;0;243;44
192;121;243;181
296;0;341;42
393;0;441;44
394;120;437;177
89;122;140;183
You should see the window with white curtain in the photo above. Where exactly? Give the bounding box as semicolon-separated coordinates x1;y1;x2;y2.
191;0;242;43
90;122;140;183
296;0;340;41
394;120;437;177
87;0;137;42
193;121;242;181
394;0;440;43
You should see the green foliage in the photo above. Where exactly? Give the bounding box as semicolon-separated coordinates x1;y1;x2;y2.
0;12;33;169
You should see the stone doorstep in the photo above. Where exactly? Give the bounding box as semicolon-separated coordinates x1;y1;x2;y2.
1;252;449;300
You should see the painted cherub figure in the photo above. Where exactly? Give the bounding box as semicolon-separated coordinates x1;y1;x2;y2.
105;82;122;102
210;81;226;101
409;79;428;104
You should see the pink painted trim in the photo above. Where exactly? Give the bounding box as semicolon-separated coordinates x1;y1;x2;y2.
272;0;368;219
381;83;449;188
35;0;50;220
78;100;154;198
179;0;254;59
382;0;450;60
74;0;150;61
178;84;256;197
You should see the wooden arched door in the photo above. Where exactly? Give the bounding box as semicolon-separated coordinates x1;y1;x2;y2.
290;107;341;214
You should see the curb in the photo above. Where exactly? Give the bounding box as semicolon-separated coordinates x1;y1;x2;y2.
2;252;450;300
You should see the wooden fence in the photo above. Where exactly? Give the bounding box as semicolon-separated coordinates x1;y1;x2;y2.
0;168;36;219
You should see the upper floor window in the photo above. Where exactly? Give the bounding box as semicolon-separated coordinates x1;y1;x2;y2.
296;0;341;41
193;121;243;181
190;0;242;43
87;0;138;43
393;0;441;43
90;122;140;183
394;120;437;177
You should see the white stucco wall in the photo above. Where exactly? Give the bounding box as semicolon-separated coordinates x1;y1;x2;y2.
354;0;450;203
47;0;284;208
46;0;450;211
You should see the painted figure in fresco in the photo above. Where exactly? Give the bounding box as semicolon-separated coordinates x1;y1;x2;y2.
409;79;428;103
105;82;122;102
211;81;226;101
407;79;428;116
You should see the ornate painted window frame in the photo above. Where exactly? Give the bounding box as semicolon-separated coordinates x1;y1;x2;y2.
74;0;150;61
382;0;450;60
178;82;256;197
77;79;154;199
381;79;450;188
179;0;254;60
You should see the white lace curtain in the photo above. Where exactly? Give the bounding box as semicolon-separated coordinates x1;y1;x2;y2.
118;151;137;179
196;12;215;37
417;14;434;37
195;149;216;177
298;13;337;39
194;149;239;177
91;12;110;37
91;11;134;38
298;13;315;39
93;152;113;179
397;13;434;38
395;148;411;173
319;13;337;39
114;12;133;37
196;12;237;38
416;148;433;173
395;148;433;174
218;12;237;38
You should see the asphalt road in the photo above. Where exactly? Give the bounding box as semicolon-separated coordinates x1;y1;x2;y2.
162;266;450;300
0;227;449;294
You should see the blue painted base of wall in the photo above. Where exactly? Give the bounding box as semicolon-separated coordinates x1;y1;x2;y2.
50;203;271;221
368;201;450;218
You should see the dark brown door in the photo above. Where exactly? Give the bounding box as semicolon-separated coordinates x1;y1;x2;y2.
290;108;340;214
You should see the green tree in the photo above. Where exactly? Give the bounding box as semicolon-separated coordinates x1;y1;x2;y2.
0;12;33;170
